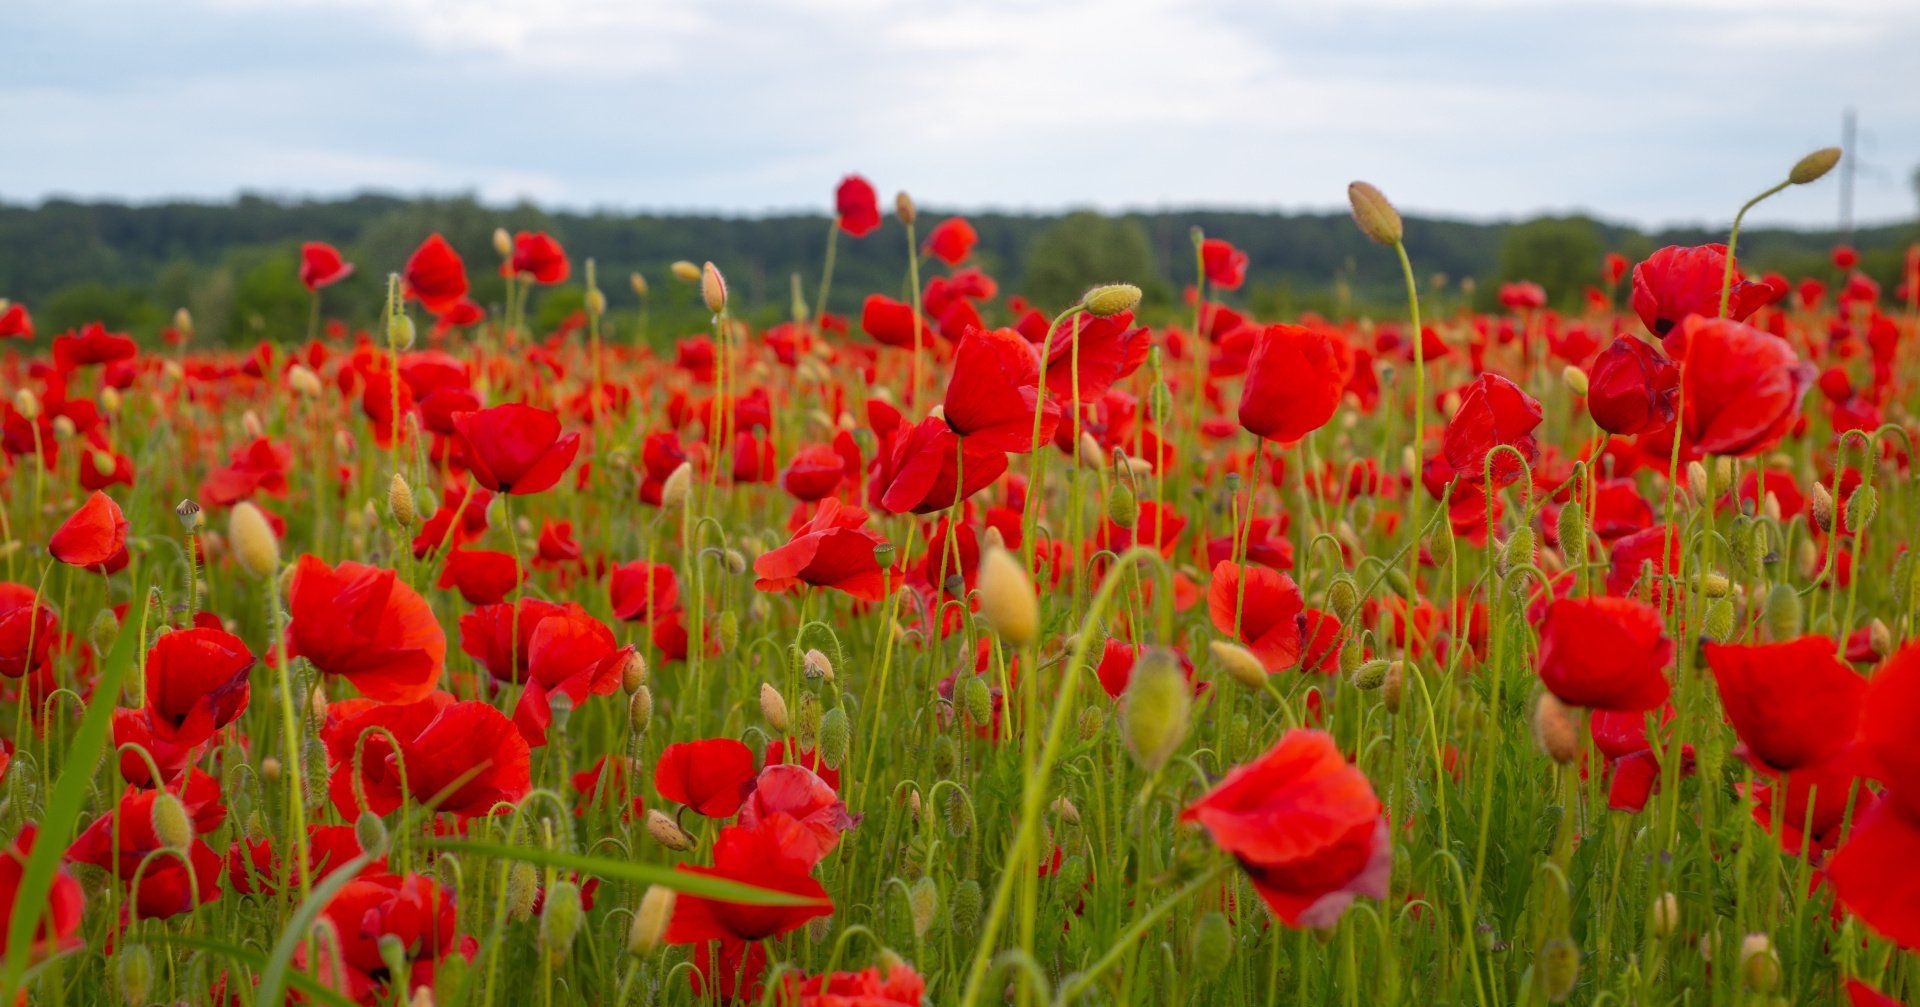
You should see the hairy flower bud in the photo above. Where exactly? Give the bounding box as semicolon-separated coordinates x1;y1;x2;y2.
229;501;280;579
538;880;584;963
977;545;1039;647
1082;283;1143;317
1122;648;1191;772
760;682;789;732
645;809;694;851
629;885;675;954
1347;181;1404;246
819;707;851;770
1789;147;1843;185
1210;639;1267;692
660;462;693;510
151;792;194;850
1532;693;1579;764
1561;365;1589;396
701;261;727;313
1763;582;1803;641
388;473;416;527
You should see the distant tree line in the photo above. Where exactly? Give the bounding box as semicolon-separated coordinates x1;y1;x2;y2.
0;192;1912;347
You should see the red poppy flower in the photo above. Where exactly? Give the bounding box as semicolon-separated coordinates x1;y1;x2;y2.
143;627;254;747
1630;244;1769;341
870;416;1008;515
1678;317;1813;459
1860;643;1920;817
66;772;225;918
0;303;32;340
859;295;933;349
322;692;531;818
923;217;977;265
313;872;460;1003
736;764;855;869
781;964;926;1007
755;498;897;601
655;738;757;817
1207;561;1305;673
0;827;84;959
403;234;469;314
665;821;832;945
1586;336;1678;437
1499;281;1547;310
459;597;564;684
1201;238;1249;289
286;554;446;704
781;443;849;502
453;404;580;495
1536;596;1672;712
1181;729;1389;927
609;561;679;623
835;175;881;238
943;327;1056;452
514;605;634;746
52;323;138;369
1442;374;1542;487
48;490;128;569
436;548;521;605
1705;635;1864;773
509;231;569;284
299;242;354;291
1033;311;1151;403
1827;799;1920;950
1239;324;1350;443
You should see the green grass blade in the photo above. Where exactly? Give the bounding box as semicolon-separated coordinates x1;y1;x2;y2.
427;838;828;906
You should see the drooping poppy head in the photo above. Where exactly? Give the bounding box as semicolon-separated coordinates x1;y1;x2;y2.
1678;317;1813;459
1536;596;1672;712
1585;335;1678;437
1705;635;1864;773
835;175;882;238
403;234;469;314
453;404;581;495
48;490;128;569
299;242;354;291
1238;324;1350;443
1630;244;1769;342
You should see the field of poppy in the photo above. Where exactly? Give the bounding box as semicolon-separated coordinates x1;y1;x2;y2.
0;148;1918;1007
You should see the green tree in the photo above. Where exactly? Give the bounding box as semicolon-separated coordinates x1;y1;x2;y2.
1493;216;1605;309
1020;212;1165;311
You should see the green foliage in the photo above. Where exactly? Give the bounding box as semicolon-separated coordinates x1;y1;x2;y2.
1493;216;1606;308
1020;212;1166;310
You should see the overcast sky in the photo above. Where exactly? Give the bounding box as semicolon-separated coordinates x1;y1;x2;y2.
5;0;1917;229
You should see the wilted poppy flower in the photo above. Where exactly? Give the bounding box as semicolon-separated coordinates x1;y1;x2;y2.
287;555;446;704
1586;335;1678;437
944;327;1057;452
1201;238;1249;289
1181;729;1388;927
322;693;531;818
1239;324;1350;443
1678;317;1813;458
1705;635;1864;773
453;404;581;495
755;498;897;601
299;242;354;291
655;738;757;817
0;827;85;959
143;627;254;747
1442;374;1542;487
1536;597;1672;712
509;231;569;284
924;217;977;265
1207;561;1305;673
1630;244;1769;341
403;234;469;314
48;490;128;569
835;175;881;238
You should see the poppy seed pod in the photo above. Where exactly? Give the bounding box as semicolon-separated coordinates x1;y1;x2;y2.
229;501;280;579
1532;693;1579;764
1347;181;1403;246
1209;639;1267;691
701;261;727;313
1082;283;1143;317
1122;648;1191;772
760;682;790;731
175;498;204;532
644;809;693;851
977;545;1039;647
660;462;693;510
629;885;676;955
1789;147;1843;185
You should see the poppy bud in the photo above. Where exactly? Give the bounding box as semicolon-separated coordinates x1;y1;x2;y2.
151;792;193;850
1197;641;1257;694
628;885;675;955
628;685;653;734
173;307;194;336
1076;704;1104;741
1122;648;1191;772
619;651;647;693
388;473;416;527
793;690;822;749
908;876;939;937
722;548;747;575
660;462;693;510
1651;891;1681;936
1191;910;1232;974
504;862;539;921
492;228;512;257
1076;432;1103;467
944;786;973;837
645;809;693;851
581;284;607;316
819;707;851;769
1789;147;1843;185
1350;658;1390;691
13;389;39;420
410;985;436;1007
175;498;204;532
670;260;701;283
1498;528;1535;576
229;501;280;579
1846;484;1877;530
759;682;789;731
1702;598;1734;642
951;878;983;938
963;675;993;727
1810;482;1835;532
932;735;958;777
628;271;649;299
977;545;1039;648
287;364;323;398
1685;461;1709;502
1738;933;1779;992
261;756;281;782
1082;283;1143;317
99;387;122;414
802;648;835;681
118;944;154;1007
1149;380;1173;424
1380;661;1405;712
701;261;727;313
387;312;416;352
1764;582;1802;641
1346;181;1404;246
354;811;389;856
1561;365;1589;396
1871;618;1892;655
1556;502;1587;560
1107;482;1138;528
539;880;584;963
1050;795;1081;825
1538;937;1579;1003
1532;693;1579;764
895;191;917;225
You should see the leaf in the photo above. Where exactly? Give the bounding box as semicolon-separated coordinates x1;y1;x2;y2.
257;850;382;1006
427;839;828;906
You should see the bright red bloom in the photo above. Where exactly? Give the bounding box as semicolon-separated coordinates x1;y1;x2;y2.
1705;635;1864;773
1630;244;1769;342
47;490;128;569
781;443;850;502
924;217;977;265
835;175;882;238
1181;729;1389;927
52;322;138;369
754;498;897;601
655;738;757;817
436;548;521;605
66;772;225;918
143;627;254;747
1201;238;1249;289
1827;799;1920;950
665;821;832;944
1499;281;1547;310
1536;596;1671;712
1586;335;1678;437
312;872;461;1003
299;242;354;291
1207;561;1305;673
0;583;60;679
403;234;469;313
287;555;446;704
609;561;678;622
1860;643;1920;818
0;827;85;959
0;303;32;340
1442;374;1542;487
781;964;926;1007
944;327;1057;452
458;597;564;684
322;692;531;818
859;295;932;349
1678;317;1813;458
1239;324;1350;443
514;604;634;746
509;231;569;284
736;764;855;869
870;416;1008;515
453;404;581;495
